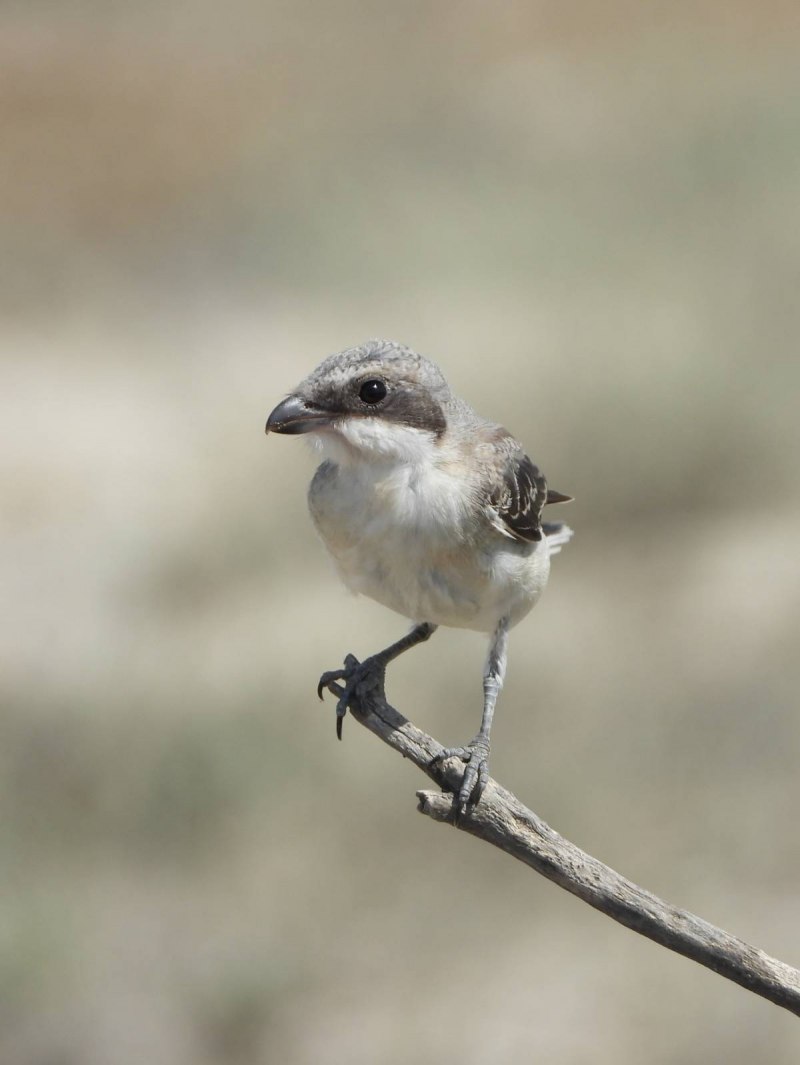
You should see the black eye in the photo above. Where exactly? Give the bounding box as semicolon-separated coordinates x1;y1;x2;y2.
359;378;387;404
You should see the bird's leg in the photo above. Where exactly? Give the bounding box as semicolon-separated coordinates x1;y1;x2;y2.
318;622;437;739
433;617;509;813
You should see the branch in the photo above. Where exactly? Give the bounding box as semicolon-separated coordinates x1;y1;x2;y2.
339;682;800;1018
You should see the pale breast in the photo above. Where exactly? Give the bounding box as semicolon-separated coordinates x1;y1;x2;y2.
308;459;551;632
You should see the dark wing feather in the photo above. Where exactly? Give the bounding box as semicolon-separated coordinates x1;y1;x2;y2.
489;453;549;543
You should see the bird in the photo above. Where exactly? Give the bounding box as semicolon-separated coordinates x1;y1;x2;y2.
265;339;572;812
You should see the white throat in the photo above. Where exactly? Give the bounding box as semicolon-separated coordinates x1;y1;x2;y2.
307;416;441;469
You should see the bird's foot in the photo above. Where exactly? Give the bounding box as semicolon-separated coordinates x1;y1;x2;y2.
317;653;387;739
430;736;491;816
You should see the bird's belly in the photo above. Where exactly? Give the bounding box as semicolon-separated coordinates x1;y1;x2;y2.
311;481;550;631
336;538;489;628
365;554;546;630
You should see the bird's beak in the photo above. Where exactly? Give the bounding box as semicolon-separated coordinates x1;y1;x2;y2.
265;395;334;435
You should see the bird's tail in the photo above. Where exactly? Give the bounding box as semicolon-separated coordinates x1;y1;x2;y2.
543;522;574;555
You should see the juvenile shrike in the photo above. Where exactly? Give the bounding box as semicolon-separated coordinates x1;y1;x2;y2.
265;339;572;811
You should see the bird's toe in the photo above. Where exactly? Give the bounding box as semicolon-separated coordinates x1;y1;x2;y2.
431;737;491;816
317;653;386;739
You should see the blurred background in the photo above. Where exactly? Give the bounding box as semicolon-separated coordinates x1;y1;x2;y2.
2;2;800;1062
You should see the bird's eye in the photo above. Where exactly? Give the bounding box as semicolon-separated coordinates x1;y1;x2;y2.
359;378;387;404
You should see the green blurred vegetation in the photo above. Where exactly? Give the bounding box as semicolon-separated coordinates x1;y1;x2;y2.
1;2;799;1062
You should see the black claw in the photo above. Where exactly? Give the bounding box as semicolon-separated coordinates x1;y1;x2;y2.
318;652;390;744
317;654;365;742
317;667;347;702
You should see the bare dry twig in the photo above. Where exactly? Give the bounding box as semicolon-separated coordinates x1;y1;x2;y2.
335;679;800;1018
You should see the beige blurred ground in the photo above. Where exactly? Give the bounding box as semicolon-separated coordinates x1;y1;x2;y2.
2;2;800;1062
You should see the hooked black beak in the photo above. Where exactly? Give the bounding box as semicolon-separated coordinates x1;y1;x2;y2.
265;395;334;435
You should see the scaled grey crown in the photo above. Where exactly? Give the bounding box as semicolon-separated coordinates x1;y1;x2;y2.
305;339;448;393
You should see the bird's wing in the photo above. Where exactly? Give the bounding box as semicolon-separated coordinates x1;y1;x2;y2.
488;452;550;543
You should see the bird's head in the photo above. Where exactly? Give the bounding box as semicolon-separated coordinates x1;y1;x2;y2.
265;339;451;464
